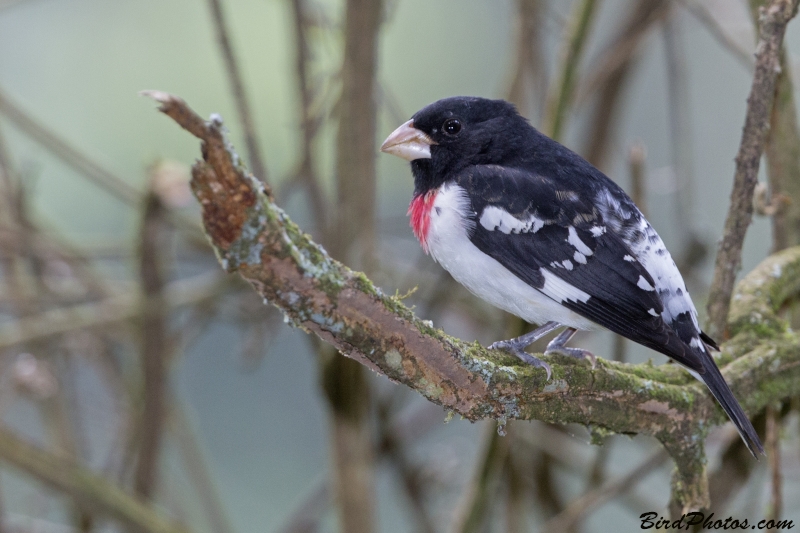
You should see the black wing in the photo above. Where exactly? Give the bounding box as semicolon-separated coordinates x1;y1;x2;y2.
455;165;702;371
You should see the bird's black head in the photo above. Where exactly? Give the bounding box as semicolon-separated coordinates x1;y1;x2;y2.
381;96;535;195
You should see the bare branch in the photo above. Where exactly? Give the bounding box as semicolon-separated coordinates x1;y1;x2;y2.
706;0;800;340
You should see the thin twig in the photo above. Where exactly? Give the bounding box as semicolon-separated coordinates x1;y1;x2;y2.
543;0;598;141
44;355;94;531
0;272;226;350
706;0;800;340
0;88;140;206
676;0;755;71
377;399;436;533
628;142;647;217
206;0;269;185
766;404;782;525
0;133;96;529
504;438;526;533
0;219;112;301
0;123;29;318
133;189;169;499
663;10;696;238
276;401;444;533
287;0;328;234
169;401;234;533
0;0;34;11
276;477;330;533
505;425;565;533
506;0;546;120
0;424;187;533
541;449;669;532
451;424;508;533
581;0;670;169
0;89;204;248
763;47;800;250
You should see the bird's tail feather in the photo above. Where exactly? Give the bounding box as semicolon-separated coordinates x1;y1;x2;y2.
698;354;764;458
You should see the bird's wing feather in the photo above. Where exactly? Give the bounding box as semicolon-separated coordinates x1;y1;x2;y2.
456;165;702;370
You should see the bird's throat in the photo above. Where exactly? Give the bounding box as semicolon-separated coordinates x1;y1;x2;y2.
408;190;437;253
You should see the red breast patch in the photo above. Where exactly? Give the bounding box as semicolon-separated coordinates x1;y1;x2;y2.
408;190;437;254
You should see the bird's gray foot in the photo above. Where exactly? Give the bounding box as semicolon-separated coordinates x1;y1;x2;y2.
543;327;597;369
488;321;561;380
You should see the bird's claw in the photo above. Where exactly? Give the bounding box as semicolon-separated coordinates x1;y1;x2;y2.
488;340;510;351
488;341;552;380
545;347;596;369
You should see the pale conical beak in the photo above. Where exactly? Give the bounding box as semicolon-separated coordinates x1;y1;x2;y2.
380;120;435;161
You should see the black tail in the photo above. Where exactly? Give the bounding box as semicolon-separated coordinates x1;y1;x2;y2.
698;354;764;458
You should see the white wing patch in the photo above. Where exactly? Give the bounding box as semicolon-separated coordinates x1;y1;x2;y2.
590;225;606;237
540;268;591;303
637;275;655;291
549;260;575;271
479;206;544;234
567;226;593;256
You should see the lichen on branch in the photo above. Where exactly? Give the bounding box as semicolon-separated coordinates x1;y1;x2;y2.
143;90;800;512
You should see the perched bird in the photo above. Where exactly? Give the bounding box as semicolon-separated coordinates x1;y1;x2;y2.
380;96;764;457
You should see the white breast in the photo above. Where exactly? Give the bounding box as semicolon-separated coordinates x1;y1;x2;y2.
425;184;595;330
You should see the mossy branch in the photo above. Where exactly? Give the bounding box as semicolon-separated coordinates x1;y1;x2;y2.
143;90;800;512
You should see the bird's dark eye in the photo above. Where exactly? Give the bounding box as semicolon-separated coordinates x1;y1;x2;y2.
442;118;462;136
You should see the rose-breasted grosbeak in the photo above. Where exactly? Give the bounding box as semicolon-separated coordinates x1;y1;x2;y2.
381;96;763;457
